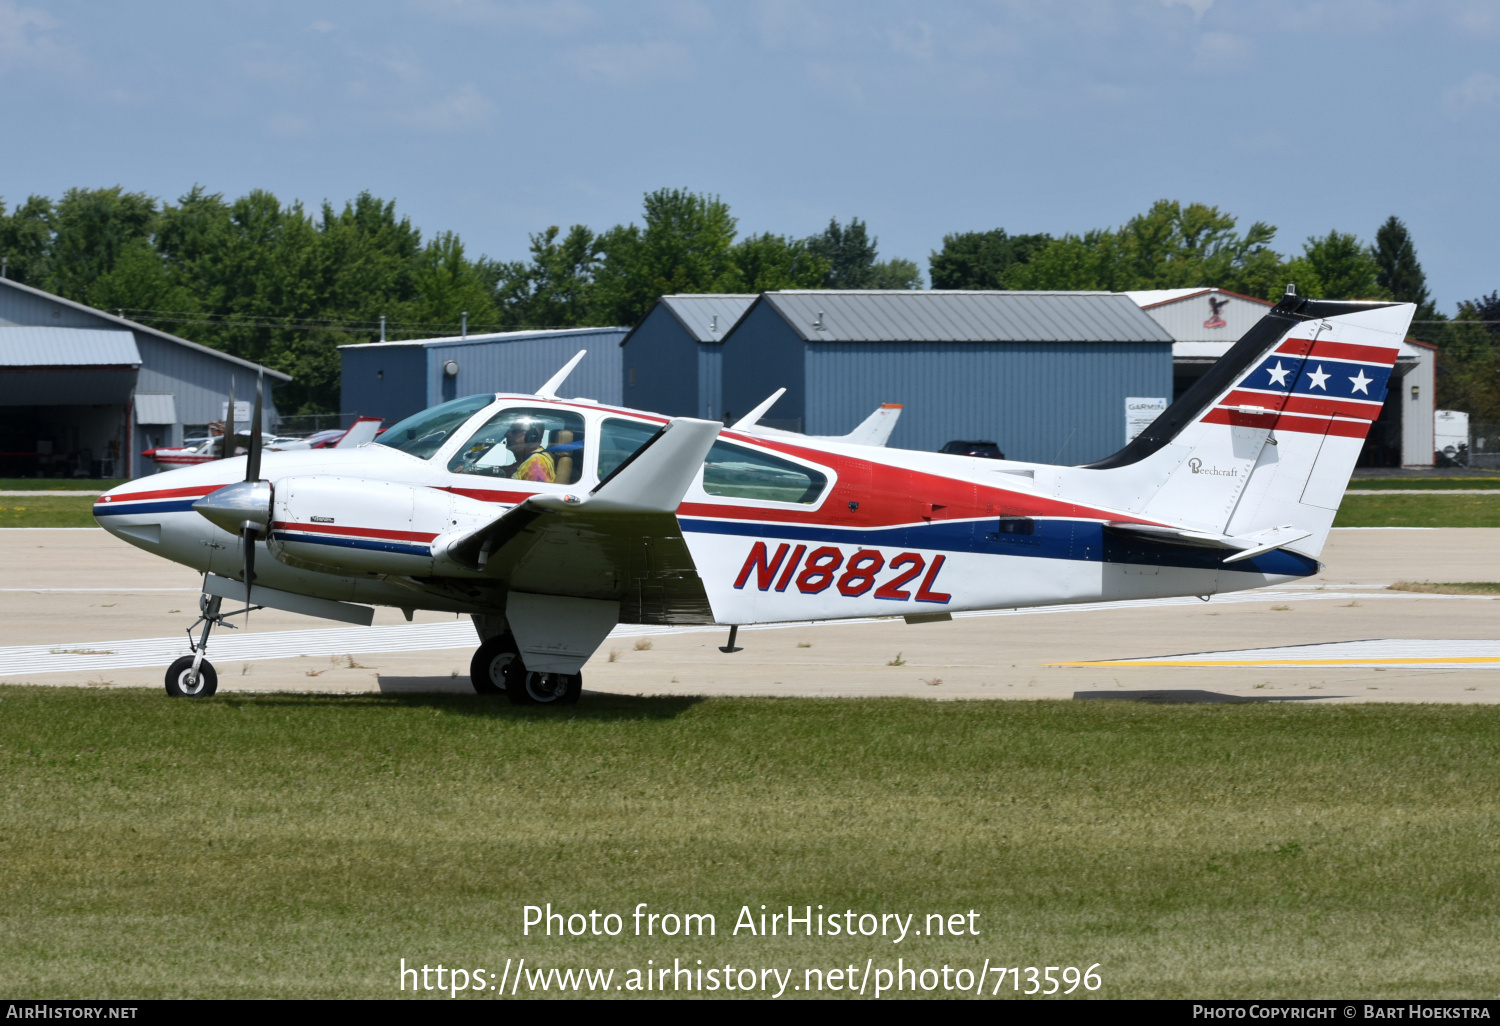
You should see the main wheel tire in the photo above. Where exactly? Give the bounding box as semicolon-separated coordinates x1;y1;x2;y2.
470;634;519;696
165;655;218;698
514;669;582;706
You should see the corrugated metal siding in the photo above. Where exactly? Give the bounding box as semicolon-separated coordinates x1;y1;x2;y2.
133;393;177;424
764;291;1174;344
804;341;1173;464
341;346;428;424
422;329;625;410
719;301;806;427
620;305;700;416
659;295;757;342
0;327;141;366
696;343;722;420
0;285;107;329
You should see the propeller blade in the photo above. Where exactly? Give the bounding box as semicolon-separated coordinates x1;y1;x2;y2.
222;378;235;460
246;370;264;483
241;524;256;623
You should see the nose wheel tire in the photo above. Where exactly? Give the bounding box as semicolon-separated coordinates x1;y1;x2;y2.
469;635;582;705
165;656;218;698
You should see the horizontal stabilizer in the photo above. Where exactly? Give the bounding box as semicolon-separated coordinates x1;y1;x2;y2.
1106;521;1313;560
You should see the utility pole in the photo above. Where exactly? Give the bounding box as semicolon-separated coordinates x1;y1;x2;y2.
380;315;386;343
1;257;7;279
461;311;468;339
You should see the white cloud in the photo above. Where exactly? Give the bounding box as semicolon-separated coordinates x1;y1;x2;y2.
1161;0;1214;17
267;112;313;136
888;20;935;61
409;0;595;35
566;39;689;84
0;1;75;74
1444;70;1500;114
1192;30;1255;72
395;83;494;131
309;20;336;33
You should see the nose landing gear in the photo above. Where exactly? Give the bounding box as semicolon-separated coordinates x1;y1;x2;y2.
469;633;582;706
164;589;261;698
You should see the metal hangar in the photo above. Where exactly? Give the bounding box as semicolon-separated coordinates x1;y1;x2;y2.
0;277;287;479
340;326;627;427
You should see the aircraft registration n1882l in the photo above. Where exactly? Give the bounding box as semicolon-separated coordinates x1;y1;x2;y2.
94;292;1414;703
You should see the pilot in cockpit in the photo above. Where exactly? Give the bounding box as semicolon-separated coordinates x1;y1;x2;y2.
504;417;556;482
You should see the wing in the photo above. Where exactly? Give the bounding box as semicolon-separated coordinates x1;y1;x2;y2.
438;417;722;624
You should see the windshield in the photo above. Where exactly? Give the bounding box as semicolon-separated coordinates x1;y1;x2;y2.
375;394;494;460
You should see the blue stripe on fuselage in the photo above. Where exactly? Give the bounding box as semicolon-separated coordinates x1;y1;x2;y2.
93;500;199;517
271;531;432;558
678;516;1319;578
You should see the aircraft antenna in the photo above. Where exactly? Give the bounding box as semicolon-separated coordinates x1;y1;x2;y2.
730;388;787;430
536;350;587;398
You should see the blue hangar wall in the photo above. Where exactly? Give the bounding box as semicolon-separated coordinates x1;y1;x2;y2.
619;295;756;420
717;292;1175;466
341;327;627;425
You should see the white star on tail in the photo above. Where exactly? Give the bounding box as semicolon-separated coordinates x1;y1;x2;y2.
1307;365;1330;391
1266;361;1291;386
1349;368;1373;395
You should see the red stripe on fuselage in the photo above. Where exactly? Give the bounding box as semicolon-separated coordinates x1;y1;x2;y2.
99;484;220;503
271;520;439;543
436;485;538;503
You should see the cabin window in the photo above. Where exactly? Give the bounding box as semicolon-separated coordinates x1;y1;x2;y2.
376;394;494;460
448;407;587;484
597;417;662;482
702;441;827;504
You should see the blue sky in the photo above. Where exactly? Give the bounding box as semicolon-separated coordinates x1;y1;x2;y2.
1;0;1496;309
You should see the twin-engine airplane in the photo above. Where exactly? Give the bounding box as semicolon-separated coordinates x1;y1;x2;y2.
94;291;1414;703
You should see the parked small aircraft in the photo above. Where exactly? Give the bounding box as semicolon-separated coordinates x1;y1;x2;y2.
143;417;383;469
95;291;1413;703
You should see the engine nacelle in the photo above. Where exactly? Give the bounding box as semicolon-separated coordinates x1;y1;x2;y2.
268;476;492;577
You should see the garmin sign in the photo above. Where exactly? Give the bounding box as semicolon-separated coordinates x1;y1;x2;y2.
1126;397;1167;444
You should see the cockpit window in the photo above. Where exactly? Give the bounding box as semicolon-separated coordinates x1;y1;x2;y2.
449;407;587;484
702;441;827;504
376;394;495;460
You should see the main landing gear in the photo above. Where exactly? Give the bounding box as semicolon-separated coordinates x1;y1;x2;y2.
164;591;261;698
470;633;582;706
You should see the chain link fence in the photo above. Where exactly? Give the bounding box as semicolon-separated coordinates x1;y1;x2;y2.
273;413;374;437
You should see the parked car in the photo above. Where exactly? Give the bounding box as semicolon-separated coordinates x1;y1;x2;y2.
939;440;1005;459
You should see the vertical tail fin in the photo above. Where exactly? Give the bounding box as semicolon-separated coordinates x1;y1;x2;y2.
1081;293;1416;557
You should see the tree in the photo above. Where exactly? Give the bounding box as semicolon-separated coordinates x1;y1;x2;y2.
1373;216;1430;313
0;195;54;286
929;229;1051;289
1299;230;1385;300
723;232;829;292
44;187;160;302
590;189;740;325
493;224;602;328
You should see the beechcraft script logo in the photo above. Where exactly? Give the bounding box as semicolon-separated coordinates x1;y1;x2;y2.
734;542;951;603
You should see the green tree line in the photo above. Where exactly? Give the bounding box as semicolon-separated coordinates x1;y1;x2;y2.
0;186;919;412
1;186;1493;417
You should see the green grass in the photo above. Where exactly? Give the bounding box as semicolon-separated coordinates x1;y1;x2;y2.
1332;493;1500;527
0;479;123;491
2;687;1498;998
1346;478;1500;490
0;496;99;528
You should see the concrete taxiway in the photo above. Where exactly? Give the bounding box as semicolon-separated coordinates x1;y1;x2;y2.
3;527;1500;703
